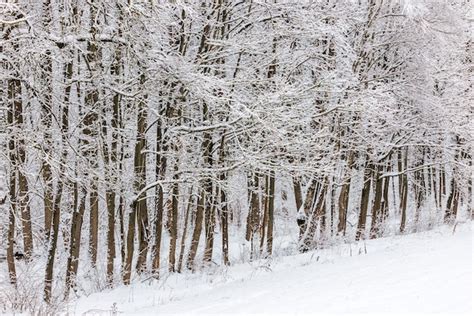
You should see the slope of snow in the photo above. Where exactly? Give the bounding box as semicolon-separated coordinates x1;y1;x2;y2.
72;223;473;315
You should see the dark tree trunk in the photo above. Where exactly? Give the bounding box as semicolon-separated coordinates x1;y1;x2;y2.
356;161;372;241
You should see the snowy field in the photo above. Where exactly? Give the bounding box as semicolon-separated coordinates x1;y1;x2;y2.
70;223;473;315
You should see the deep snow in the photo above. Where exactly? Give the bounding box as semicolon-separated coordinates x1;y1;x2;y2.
72;223;472;315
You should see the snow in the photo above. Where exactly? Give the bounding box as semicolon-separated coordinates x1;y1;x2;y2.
296;208;307;221
71;223;472;315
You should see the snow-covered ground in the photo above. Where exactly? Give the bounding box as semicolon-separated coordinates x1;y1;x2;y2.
71;223;473;315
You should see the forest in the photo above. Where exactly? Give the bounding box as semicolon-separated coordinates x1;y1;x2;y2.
0;0;472;313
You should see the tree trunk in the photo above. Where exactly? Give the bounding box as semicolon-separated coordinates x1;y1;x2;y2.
266;171;275;255
381;168;390;222
369;165;384;239
151;114;166;277
65;187;87;298
10;76;34;259
186;190;205;270
259;175;269;252
44;58;72;302
245;174;260;244
40;0;54;243
202;117;215;263
293;176;303;212
220;182;230;265
177;192;193;272
44;179;64;302
123;202;135;285
89;183;99;267
6;102;17;285
105;188;116;285
355;161;372;241
445;177;459;224
168;170;179;272
125;79;149;281
338;152;353;235
300;181;328;252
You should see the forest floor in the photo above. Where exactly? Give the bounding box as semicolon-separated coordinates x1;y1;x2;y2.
71;222;473;315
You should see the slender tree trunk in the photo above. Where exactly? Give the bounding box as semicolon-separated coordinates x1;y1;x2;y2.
399;148;408;233
13;91;34;261
105;187;116;285
266;171;275;255
40;0;54;243
44;178;64;302
119;195;126;270
152;183;164;275
293;177;303;212
218;132;230;265
300;181;328;252
245;174;260;243
125;78;149;281
177;192;193;272
89;183;99;267
65;187;87;298
186;190;205;270
84;1;101;268
338;152;353;235
6;187;17;285
413;150;426;230
381;167;390;222
102;102;118;284
152;114;166;276
41;102;54;243
44;58;72;302
369;165;384;239
445;177;459;224
123;202;135;285
259;175;269;252
432;166;439;210
9;72;34;259
168;169;179;272
356;161;372;241
136;194;149;274
304;179;318;216
220;182;230;265
203;115;215;263
6;102;17;285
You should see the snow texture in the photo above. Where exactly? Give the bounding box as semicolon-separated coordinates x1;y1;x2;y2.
71;223;473;315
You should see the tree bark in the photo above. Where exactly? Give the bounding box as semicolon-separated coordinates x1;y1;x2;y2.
6;101;17;285
369;165;384;239
300;180;328;252
266;171;275;255
177;191;193;272
168;169;179;272
44;57;72;302
355;161;372;241
293;177;303;212
186;190;205;270
337;152;353;235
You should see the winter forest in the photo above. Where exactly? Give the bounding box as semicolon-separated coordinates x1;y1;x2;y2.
0;0;472;314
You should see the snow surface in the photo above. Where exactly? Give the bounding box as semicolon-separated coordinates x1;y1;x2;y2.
71;223;473;315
